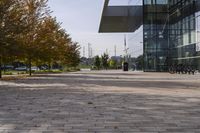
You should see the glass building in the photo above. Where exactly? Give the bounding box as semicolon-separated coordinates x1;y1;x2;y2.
99;0;200;72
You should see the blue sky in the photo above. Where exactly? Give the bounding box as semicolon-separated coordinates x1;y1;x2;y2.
48;0;143;57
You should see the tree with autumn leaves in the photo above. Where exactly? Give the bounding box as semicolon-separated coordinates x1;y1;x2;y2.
0;0;26;78
0;0;80;78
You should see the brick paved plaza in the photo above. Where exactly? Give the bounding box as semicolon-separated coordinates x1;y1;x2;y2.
0;70;200;133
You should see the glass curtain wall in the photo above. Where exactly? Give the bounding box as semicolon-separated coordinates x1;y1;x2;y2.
143;0;169;72
143;0;200;71
169;0;200;70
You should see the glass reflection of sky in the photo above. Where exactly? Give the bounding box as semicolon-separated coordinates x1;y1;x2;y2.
108;0;142;6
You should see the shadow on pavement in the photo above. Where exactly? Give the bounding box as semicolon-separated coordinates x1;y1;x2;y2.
0;72;200;132
2;73;199;90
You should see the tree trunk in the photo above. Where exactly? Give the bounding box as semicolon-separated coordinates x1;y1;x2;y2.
29;57;32;76
0;55;2;78
48;62;51;72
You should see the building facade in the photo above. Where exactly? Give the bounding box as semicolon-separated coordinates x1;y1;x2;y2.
168;0;200;72
99;0;200;72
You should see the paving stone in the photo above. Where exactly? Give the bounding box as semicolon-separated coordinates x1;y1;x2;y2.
0;71;200;132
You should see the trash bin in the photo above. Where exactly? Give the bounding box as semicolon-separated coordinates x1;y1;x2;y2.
123;62;129;71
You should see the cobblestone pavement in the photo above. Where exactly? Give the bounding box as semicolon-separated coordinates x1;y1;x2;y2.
0;70;200;133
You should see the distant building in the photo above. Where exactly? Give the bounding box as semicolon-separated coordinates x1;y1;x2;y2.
99;0;200;72
80;57;94;66
111;56;122;63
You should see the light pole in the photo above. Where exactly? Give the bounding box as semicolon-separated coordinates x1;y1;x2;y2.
123;35;129;71
88;43;92;58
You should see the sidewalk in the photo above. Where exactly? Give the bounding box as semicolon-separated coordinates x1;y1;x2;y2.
0;71;200;133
